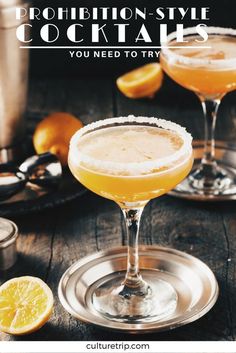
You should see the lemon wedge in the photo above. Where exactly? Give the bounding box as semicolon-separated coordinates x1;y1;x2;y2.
116;63;164;98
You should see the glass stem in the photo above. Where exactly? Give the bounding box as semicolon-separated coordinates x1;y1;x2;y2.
199;97;221;173
121;207;149;295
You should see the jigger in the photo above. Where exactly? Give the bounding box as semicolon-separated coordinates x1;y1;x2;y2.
0;0;30;164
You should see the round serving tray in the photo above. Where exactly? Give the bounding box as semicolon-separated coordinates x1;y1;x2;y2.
169;140;236;201
58;246;219;334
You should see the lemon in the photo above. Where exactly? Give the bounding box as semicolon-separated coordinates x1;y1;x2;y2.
116;63;164;99
0;276;53;335
33;112;83;166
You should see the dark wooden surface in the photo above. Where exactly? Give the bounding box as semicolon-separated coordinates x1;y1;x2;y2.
1;77;236;341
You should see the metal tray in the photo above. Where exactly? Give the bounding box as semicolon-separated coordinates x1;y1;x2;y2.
58;246;219;333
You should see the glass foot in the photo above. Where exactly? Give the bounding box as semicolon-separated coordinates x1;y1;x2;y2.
92;272;177;323
189;164;232;193
174;163;236;198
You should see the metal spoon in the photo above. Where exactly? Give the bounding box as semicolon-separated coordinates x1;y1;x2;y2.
0;153;62;200
0;164;26;200
19;152;62;188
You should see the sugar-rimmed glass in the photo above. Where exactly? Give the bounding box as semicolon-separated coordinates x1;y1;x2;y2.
161;27;236;197
68;116;193;323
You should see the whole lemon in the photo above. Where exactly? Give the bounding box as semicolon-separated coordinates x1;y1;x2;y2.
33;112;83;166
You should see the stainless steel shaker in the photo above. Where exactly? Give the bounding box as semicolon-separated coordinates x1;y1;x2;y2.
0;0;29;163
0;217;18;270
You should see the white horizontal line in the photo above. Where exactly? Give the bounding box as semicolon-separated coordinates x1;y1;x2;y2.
20;46;212;49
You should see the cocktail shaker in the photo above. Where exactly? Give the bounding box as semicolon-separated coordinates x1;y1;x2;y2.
0;0;29;163
0;217;18;270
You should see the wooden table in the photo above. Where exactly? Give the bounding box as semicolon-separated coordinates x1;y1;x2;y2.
1;77;236;341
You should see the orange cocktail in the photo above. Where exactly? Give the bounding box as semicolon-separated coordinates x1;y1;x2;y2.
161;34;236;97
160;27;236;198
68;116;193;323
69;121;192;206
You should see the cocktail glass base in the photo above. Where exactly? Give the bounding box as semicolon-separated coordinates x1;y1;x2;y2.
92;273;177;323
58;246;219;333
169;140;236;201
189;164;232;192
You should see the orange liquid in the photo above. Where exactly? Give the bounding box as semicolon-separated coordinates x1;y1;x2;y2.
69;125;193;205
161;35;236;97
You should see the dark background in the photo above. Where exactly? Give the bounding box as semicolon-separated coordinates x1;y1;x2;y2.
2;0;235;341
29;0;236;78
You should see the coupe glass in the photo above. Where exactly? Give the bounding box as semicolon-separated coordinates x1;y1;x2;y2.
161;27;236;197
68;116;193;323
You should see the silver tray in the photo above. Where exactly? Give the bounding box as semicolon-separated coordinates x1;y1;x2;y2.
58;246;219;333
169;140;236;201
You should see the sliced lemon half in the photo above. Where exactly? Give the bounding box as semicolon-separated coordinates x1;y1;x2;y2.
0;276;53;335
116;62;164;99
